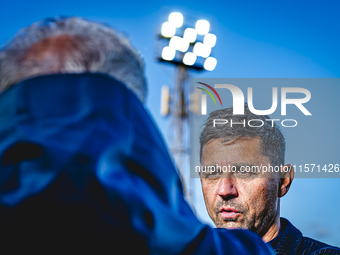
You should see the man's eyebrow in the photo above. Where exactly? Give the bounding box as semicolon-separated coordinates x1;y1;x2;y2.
233;163;257;168
202;163;257;167
200;164;219;167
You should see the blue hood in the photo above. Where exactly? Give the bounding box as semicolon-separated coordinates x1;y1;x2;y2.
0;73;272;254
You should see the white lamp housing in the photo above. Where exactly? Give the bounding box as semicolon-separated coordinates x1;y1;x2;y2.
183;28;197;43
183;52;197;66
161;22;176;38
169;12;183;28
162;46;176;61
203;33;217;48
195;20;210;35
204;57;217;71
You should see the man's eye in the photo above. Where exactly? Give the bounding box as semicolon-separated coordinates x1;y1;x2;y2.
202;170;222;179
208;171;220;177
233;169;256;178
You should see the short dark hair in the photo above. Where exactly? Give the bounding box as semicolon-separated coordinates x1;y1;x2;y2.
200;104;285;166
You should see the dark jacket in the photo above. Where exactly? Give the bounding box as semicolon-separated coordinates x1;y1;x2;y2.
0;73;273;254
273;218;340;255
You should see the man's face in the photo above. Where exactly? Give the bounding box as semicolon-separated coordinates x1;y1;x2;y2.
200;137;280;237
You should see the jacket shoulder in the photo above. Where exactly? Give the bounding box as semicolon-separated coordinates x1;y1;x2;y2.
298;237;340;255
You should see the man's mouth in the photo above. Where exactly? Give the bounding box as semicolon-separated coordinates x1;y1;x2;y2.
219;207;241;219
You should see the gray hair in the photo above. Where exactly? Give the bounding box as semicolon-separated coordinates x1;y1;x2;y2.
0;16;147;102
200;104;285;166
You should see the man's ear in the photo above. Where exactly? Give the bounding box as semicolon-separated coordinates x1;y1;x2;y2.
279;164;294;197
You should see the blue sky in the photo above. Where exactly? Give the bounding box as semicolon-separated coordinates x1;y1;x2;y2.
1;0;339;246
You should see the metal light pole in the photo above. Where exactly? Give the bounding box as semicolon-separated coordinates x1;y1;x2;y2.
157;12;217;207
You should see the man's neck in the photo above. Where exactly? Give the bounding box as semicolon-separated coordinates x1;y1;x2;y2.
262;216;281;243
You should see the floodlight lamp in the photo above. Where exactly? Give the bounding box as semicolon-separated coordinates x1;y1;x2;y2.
179;39;189;52
169;36;182;50
183;28;197;43
161;22;176;38
193;42;204;57
170;36;189;52
169;12;183;28
203;33;217;48
195;20;210;35
162;46;176;61
204;57;217;71
183;52;197;66
200;44;211;58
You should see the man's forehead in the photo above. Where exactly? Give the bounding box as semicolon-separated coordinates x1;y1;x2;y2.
201;136;268;164
204;136;262;149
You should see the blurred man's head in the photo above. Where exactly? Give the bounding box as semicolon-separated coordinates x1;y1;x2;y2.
199;105;294;242
0;17;146;102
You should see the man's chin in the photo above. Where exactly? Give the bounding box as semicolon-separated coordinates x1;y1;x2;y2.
215;220;247;230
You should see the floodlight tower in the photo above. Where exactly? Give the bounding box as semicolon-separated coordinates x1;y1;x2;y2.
157;12;217;204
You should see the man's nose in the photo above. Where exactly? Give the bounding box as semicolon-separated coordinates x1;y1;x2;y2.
217;178;238;199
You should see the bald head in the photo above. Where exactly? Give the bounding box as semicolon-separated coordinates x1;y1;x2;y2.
20;35;92;74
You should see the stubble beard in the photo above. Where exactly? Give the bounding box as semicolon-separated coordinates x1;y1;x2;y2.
213;199;277;236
